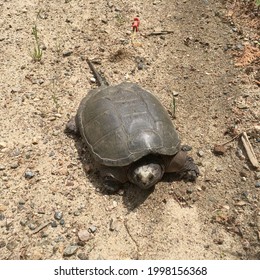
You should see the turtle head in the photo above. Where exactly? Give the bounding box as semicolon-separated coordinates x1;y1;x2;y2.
128;158;164;189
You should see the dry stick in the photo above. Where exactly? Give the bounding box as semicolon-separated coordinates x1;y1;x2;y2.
31;221;51;235
219;126;258;146
145;30;175;36
124;219;140;260
241;132;259;168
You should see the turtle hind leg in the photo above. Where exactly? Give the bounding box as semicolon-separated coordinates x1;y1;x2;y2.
65;116;79;135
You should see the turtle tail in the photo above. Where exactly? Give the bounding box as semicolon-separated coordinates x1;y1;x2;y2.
87;59;109;87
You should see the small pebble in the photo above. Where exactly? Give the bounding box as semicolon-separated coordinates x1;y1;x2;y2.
0;214;5;221
181;145;192;152
41;232;48;238
0;165;5;170
236;148;245;160
51;221;58;228
78;230;92;242
20;219;27;226
63;50;73;57
0;142;7;149
6;241;17;251
88;225;97;233
90;77;96;83
60;219;65;226
137;62;145;70
172;90;179;97
241;177;247;182
255;172;260;180
215;166;223;172
255;182;260;188
77;252;88;260
213;144;226;155
63;245;79;257
197;150;204;157
0;240;6;248
10;162;19;169
28;223;37;230
24;171;35;179
18;199;26;205
54;211;63;220
74;211;80;216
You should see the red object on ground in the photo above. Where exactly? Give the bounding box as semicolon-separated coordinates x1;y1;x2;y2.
132;17;140;32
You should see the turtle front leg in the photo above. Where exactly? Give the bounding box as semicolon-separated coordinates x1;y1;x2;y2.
99;166;128;193
165;150;199;181
179;156;199;181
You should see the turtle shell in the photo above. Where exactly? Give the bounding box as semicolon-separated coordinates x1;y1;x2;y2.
76;82;180;166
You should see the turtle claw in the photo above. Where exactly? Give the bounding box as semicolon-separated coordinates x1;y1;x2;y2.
179;156;199;182
103;177;121;193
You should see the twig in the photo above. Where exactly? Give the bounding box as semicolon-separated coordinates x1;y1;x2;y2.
218;126;258;146
31;221;51;235
124;219;140;260
172;192;183;208
145;30;175;36
241;132;259;168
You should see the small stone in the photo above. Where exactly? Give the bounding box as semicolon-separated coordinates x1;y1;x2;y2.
77;252;88;260
0;240;6;248
18;199;26;205
20;219;27;226
0;164;5;170
241;177;247;182
51;221;58;227
10;162;19;169
28;223;37;230
0;213;5;221
137;62;145;70
181;145;192;152
49;116;56;121
109;218;119;231
0;142;7;149
236;148;245;160
172;90;179;97
78;230;92;242
63;50;73;57
24;171;35;179
213;144;226;155
32;138;38;145
54;211;63;220
235;200;247;206
41;232;48;238
0;204;7;212
74;211;80;216
88;225;97;233
197;150;204;157
60;219;65;226
255;172;260;180
90;77;96;83
255;182;260;188
63;245;79;257
215;166;223;172
213;238;224;245
6;241;18;251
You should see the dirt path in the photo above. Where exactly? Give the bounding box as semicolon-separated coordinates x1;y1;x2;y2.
0;0;259;260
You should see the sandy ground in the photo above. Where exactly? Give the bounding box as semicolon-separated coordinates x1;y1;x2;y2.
0;0;259;260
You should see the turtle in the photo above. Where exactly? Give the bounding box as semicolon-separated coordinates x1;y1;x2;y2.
66;59;199;191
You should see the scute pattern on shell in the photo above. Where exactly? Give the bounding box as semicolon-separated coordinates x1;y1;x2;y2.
76;82;180;166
